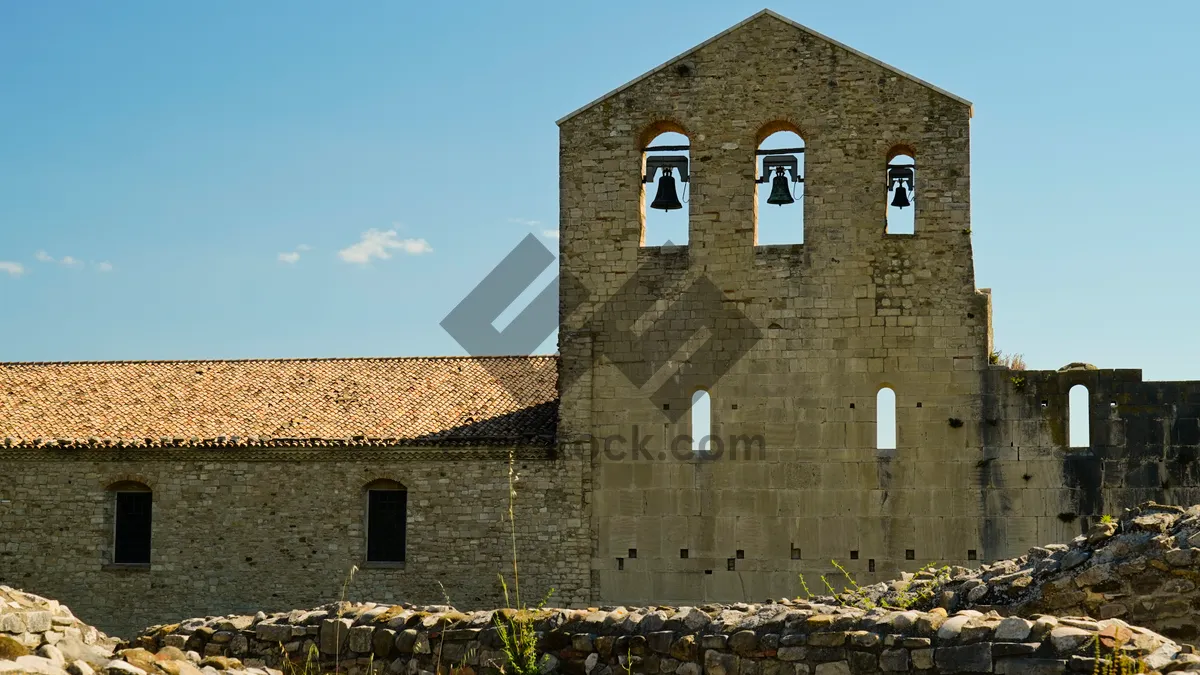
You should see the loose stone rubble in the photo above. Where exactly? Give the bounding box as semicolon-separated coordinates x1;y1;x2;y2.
0;585;121;675
812;502;1200;643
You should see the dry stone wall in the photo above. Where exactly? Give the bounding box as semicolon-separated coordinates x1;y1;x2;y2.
130;599;1200;675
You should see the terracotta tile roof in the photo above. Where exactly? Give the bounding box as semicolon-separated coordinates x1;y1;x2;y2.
0;356;558;448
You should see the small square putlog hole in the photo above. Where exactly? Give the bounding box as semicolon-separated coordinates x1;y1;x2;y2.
680;549;689;559
736;549;745;559
790;546;801;560
850;550;859;560
628;548;637;559
967;549;977;561
905;549;915;560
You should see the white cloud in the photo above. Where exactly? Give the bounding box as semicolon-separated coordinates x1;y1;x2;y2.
35;251;85;267
278;244;313;264
338;229;432;264
508;218;541;227
96;262;113;272
541;229;560;240
0;262;24;277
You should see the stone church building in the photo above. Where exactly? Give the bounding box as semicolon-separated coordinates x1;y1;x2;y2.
3;10;1199;638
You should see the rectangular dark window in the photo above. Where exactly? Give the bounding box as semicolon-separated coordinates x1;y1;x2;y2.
114;492;152;564
367;489;407;562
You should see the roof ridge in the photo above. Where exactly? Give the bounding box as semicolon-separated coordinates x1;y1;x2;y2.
556;8;970;126
0;354;560;367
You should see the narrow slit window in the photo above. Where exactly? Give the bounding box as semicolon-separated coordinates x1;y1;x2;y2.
1069;384;1090;448
691;389;712;455
113;487;152;565
755;129;805;245
877;387;897;450
366;480;407;563
642;130;690;247
885;150;915;234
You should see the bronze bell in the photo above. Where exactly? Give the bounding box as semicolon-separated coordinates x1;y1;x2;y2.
650;169;683;211
767;167;794;206
890;185;911;209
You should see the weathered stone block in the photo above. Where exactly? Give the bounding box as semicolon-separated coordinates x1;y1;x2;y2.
879;648;908;671
994;617;1033;642
934;643;992;673
845;650;875;674
648;631;675;655
776;647;805;662
669;635;697;663
319;618;353;655
573;635;594;653
395;629;419;654
994;657;1066;674
812;662;849;675
806;633;846;648
703;649;737;675
348;625;374;653
1048;627;1091;654
373;628;396;658
254;624;292;643
727;631;757;655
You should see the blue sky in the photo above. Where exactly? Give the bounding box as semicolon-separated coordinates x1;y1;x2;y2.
2;1;1198;384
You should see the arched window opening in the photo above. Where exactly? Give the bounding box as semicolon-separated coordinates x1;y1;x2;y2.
691;389;712;455
642;130;690;247
108;481;151;565
1069;384;1090;448
756;130;805;245
886;150;915;234
877;387;897;450
365;479;407;563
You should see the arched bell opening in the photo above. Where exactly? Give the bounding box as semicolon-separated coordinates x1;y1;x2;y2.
641;126;690;247
886;146;916;234
755;127;805;245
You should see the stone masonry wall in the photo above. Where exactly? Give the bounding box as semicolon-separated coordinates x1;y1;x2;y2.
980;366;1200;561
557;10;996;605
0;449;590;639
132;599;1199;675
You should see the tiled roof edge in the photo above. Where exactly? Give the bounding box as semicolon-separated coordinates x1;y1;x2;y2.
0;435;557;449
0;354;560;367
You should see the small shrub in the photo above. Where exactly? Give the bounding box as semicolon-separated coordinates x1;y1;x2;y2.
991;350;1027;370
